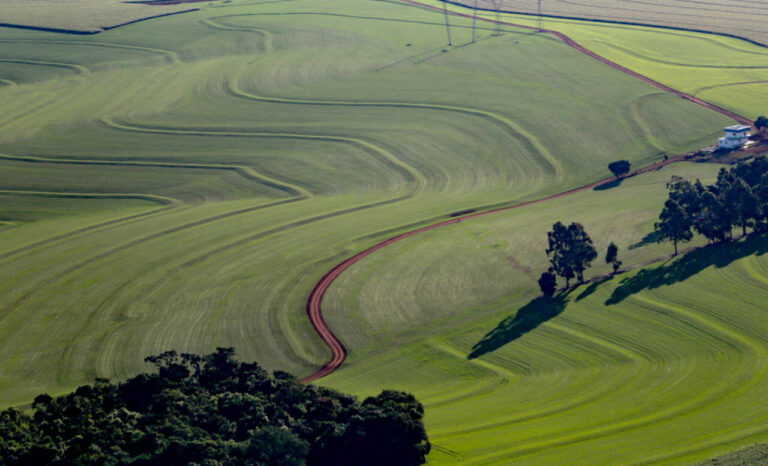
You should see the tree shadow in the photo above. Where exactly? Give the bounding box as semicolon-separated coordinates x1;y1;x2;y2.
628;230;663;250
575;275;614;301
593;178;623;191
606;233;768;305
468;294;569;359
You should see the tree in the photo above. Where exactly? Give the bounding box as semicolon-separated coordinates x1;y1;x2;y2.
755;115;768;132
655;199;693;255
538;270;557;296
0;349;430;466
546;222;598;286
667;176;701;216
546;222;575;288
608;160;631;178
695;190;730;243
728;178;762;236
605;242;622;274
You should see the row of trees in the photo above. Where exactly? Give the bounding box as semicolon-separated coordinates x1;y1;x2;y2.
0;348;430;465
537;156;768;294
654;156;768;254
538;221;622;294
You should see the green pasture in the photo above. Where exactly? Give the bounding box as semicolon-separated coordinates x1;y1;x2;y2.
427;0;768;121
322;162;768;464
0;0;765;462
453;0;768;47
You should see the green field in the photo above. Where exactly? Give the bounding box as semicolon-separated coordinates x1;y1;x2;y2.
455;0;768;47
0;0;193;32
322;162;768;463
1;0;767;463
427;0;768;122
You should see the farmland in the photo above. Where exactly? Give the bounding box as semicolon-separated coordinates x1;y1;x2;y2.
322;162;768;463
1;0;767;463
453;0;768;47
0;0;194;33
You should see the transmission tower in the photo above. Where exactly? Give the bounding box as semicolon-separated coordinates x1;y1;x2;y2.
491;0;503;36
442;0;452;46
537;0;543;30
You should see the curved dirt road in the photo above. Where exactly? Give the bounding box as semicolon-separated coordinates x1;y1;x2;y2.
301;154;702;383
301;2;754;383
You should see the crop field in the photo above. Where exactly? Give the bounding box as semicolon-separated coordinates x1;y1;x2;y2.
0;0;194;33
453;0;768;47
322;163;768;464
426;0;768;122
1;0;766;463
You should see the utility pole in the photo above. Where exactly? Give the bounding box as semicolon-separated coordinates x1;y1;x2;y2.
491;0;503;36
472;0;478;42
443;0;452;46
537;0;543;30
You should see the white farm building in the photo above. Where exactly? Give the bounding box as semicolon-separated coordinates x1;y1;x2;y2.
718;124;751;150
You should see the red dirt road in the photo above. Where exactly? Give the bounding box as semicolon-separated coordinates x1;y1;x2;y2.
301;2;754;384
301;154;693;383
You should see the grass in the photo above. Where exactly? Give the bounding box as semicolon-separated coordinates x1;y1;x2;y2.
0;0;195;32
321;163;768;464
0;0;765;462
426;0;768;121
452;0;768;47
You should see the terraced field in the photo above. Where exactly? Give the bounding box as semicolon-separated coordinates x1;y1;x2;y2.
1;0;767;463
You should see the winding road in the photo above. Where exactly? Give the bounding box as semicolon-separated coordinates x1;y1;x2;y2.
300;0;756;384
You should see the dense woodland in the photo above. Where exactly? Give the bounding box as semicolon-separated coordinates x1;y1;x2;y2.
0;348;430;466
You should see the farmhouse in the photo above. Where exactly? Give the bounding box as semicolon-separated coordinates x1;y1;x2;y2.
718;124;751;149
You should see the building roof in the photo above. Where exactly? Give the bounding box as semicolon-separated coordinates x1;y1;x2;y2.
725;125;751;132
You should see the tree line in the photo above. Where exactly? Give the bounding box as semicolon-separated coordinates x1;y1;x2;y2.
537;156;768;295
654;156;768;255
0;348;430;466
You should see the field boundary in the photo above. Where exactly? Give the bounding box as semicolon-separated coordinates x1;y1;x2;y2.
438;0;768;49
0;8;200;35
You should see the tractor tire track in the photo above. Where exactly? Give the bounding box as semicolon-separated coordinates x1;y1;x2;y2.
104;118;426;191
0;39;181;65
0;58;89;75
0;149;307;198
204;12;562;178
226;71;563;179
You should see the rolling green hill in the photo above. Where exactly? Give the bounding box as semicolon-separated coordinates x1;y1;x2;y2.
2;0;767;463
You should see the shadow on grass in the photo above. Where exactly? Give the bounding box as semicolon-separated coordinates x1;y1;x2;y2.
593;178;623;191
575;275;614;302
606;233;768;305
628;230;663;250
468;294;569;359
